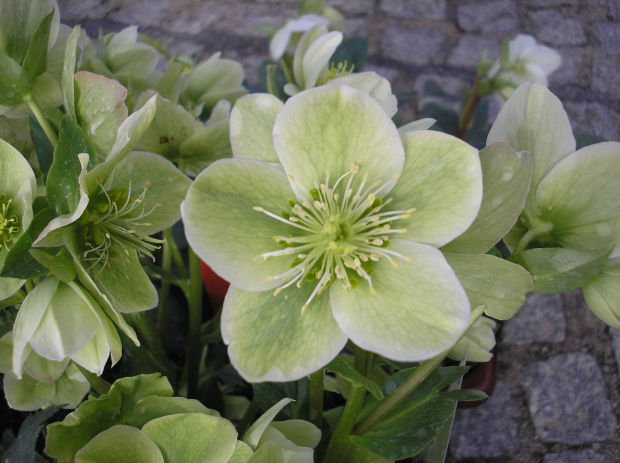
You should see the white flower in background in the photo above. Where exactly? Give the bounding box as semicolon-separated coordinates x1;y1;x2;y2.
269;14;330;61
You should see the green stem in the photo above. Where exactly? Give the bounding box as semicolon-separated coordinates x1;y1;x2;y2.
128;312;170;376
457;75;481;140
76;364;110;396
157;228;173;334
512;221;554;255
237;396;260;437
164;227;187;280
353;305;485;436
309;369;324;429
25;94;58;146
186;247;203;399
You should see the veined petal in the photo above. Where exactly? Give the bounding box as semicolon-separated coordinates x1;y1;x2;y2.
583;263;620;329
273;85;404;203
330;239;470;361
230;93;283;162
536;142;620;250
487;83;575;220
390;131;482;248
301;30;342;89
326;72;398;118
222;284;347;382
182;158;299;291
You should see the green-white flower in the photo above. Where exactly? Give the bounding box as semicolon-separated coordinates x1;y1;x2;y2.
488;83;620;327
269;14;330;61
182;83;483;381
448;315;496;363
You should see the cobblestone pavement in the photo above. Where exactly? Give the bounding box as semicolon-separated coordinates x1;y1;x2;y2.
57;1;620;461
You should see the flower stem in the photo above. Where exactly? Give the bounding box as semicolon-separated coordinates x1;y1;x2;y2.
237;396;260;437
128;311;170;377
25;94;58;146
76;364;111;397
457;75;481;140
512;221;554;255
186;246;203;399
164;227;187;280
309;369;324;429
352;305;485;436
157;228;173;335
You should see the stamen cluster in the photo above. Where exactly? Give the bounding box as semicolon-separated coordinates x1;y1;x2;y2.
0;194;19;253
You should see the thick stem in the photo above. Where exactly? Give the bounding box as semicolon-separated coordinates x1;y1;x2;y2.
512;221;554;255
186;247;203;399
353;305;485;436
76;364;111;397
164;227;187;280
309;369;325;429
25;94;58;146
457;75;481;140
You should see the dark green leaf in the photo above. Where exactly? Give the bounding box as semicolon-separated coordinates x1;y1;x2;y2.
575;132;606;150
253;377;310;421
1;208;58;279
423;80;446;96
423;102;459;136
1;405;63;463
29;248;76;282
29;116;54;179
0;50;31;106
46;116;95;216
326;356;384;400
21;11;54;81
508;246;612;293
330;37;367;72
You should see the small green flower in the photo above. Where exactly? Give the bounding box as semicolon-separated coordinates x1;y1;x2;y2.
183;83;483;381
448;315;496;363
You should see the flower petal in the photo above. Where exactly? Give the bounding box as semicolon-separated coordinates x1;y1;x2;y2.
221;284;347;382
230;93;283;162
536;141;620;250
75;425;164;463
390;131;482;248
487;83;575;220
583;262;620;330
273;85;404;202
330;239;470;361
182;158;301;291
327;72;398;117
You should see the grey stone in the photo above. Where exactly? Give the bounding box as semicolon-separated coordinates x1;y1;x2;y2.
544;448;613;463
611;328;620;381
57;0;120;21
520;352;617;444
447;35;499;70
596;23;620;55
595;0;620;20
564;101;620;140
331;0;374;15
592;56;620;96
529;10;586;46
457;1;518;35
450;381;522;458
527;0;577;6
503;293;566;344
380;26;444;65
550;49;582;86
379;0;447;21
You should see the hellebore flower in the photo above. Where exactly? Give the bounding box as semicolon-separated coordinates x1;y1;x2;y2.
182;84;483;382
269;14;330;61
487;35;561;99
488;83;620;327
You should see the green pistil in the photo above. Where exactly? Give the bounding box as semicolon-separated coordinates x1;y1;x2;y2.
0;194;20;253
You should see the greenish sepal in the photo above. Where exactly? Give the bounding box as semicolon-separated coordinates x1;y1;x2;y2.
0;50;32;106
21;11;54;82
29;248;77;283
476;50;494;76
499;36;510;68
508;246;613;293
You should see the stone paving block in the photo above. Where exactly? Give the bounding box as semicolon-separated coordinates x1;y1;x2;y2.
529;10;586;46
596;22;620;55
564;101;620;140
503;293;566;344
449;380;522;458
527;0;578;6
550;49;582;86
611;328;620;381
447;35;499;70
592;55;620;96
543;448;614;463
57;0;120;21
520;352;617;444
457;1;518;36
380;26;445;65
331;0;375;15
379;0;447;21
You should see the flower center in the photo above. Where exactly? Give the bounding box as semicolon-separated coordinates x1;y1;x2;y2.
0;194;20;253
79;181;162;272
253;163;415;313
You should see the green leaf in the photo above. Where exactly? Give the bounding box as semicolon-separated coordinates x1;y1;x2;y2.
0;50;31;106
47;116;95;216
423;102;459;136
1;208;58;279
243;398;294;448
62;26;81;122
508;247;612;293
1;404;63;463
29;116;54;178
29;248;76;283
330;38;367;72
326;356;384;400
21;11;53;82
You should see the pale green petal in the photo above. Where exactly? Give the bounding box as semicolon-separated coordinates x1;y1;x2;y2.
270;420;321;449
327;72;398;117
301;31;342;89
74;71;128;157
248;442;285;463
273;85;404;202
442;143;532;254
398;118;436;136
106;151;192;235
257;426;313;463
582;263;620;329
222;284;347;382
444;253;534;320
129;396;220;428
107;43;159;80
182;158;299;291
230;93;283;162
23;349;69;382
186;54;247;111
0;332;12;373
330;239;470;361
244;398;294;448
229;441;254;463
0;137;37;200
179;120;232;177
487;83;575;219
52;362;90;409
142;413;238;463
75;425;164;463
3;369;55;411
448;315;496;363
0;276;25;300
536;142;620;250
389;131;482;248
293;24;329;90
